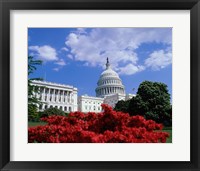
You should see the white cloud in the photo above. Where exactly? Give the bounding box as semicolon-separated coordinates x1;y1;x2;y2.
53;68;59;72
119;64;145;75
61;47;69;52
67;54;73;59
76;28;87;34
29;45;58;61
54;59;66;66
65;28;172;75
144;49;172;70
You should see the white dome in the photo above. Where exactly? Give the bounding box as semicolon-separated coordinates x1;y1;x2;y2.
95;58;125;98
100;68;119;78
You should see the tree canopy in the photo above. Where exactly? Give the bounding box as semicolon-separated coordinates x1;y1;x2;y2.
114;81;172;126
28;56;43;121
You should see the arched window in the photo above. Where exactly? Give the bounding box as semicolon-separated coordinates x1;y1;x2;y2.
64;106;67;111
69;107;72;112
59;106;62;111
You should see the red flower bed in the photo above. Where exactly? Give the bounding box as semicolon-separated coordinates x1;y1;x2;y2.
28;104;169;143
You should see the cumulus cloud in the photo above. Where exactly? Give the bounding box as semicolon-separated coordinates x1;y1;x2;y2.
54;59;66;66
65;28;172;75
144;49;172;70
29;45;58;61
61;47;69;52
118;64;145;75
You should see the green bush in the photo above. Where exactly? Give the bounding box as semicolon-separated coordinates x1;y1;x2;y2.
114;100;130;113
42;107;65;117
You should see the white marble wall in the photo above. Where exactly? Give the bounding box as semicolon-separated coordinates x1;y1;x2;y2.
31;80;78;112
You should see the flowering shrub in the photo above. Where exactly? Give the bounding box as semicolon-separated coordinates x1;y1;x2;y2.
28;104;169;143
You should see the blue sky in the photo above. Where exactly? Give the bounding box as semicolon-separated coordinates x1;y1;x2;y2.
28;28;172;98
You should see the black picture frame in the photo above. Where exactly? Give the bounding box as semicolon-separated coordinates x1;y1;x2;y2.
0;0;200;170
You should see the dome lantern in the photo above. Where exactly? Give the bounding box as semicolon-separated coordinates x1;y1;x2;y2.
106;57;110;69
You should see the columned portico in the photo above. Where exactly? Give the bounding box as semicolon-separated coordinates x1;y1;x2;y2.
31;80;78;112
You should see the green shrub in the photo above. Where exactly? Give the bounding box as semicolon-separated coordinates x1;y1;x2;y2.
42;107;65;117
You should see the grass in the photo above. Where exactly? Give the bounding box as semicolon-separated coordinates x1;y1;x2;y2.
155;127;172;143
28;121;47;127
164;129;172;143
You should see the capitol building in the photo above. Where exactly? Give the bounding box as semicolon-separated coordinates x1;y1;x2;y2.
31;58;134;112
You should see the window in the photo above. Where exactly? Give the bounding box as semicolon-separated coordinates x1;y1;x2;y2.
39;104;43;110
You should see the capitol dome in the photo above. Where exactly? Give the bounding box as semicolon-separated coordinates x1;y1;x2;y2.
95;58;125;98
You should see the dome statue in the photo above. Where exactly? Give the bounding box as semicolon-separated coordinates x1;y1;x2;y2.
95;58;125;98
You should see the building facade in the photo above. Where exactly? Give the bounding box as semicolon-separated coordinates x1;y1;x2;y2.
31;80;78;112
103;94;126;108
78;95;104;112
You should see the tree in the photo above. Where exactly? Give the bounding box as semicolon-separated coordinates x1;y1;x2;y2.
128;81;172;126
28;56;43;121
114;100;130;113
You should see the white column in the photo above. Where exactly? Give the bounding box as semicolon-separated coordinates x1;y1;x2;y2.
64;91;67;103
56;90;60;102
42;88;45;101
68;92;70;103
62;90;64;103
69;91;71;103
49;89;51;102
67;91;70;103
53;89;55;102
46;88;50;102
36;87;40;99
55;89;57;102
